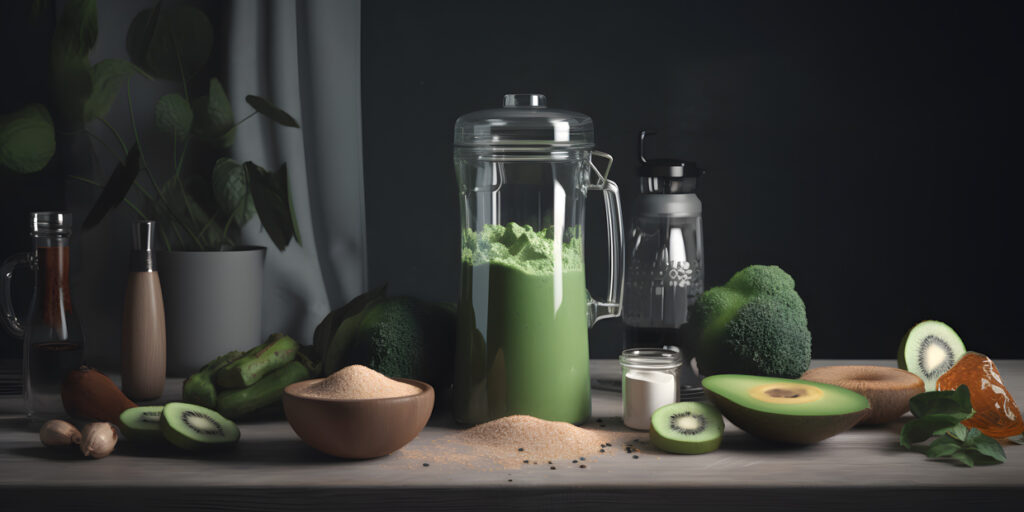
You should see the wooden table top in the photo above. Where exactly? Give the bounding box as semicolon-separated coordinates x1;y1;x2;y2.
2;359;1022;511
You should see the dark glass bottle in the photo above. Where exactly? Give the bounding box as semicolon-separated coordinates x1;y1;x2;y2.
1;212;85;419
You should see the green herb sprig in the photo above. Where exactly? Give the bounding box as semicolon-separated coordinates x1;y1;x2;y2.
899;385;1006;467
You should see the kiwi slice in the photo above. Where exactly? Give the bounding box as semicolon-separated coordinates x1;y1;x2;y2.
119;405;165;443
650;401;724;454
898;320;966;391
159;402;240;451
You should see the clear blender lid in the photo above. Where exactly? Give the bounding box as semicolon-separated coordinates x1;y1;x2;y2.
454;94;595;148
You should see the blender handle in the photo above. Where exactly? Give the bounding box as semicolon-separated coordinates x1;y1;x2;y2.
587;151;624;326
0;252;31;339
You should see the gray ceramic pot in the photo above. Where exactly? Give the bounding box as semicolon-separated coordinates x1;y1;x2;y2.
158;247;266;376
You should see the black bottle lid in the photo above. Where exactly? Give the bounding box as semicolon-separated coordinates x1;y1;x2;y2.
637;130;704;193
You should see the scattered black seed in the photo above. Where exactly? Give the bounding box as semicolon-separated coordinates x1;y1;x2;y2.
523;460;529;464
550;466;556;470
423;463;430;467
547;461;552;464
518;448;524;452
572;460;578;464
508;479;513;482
633;455;639;459
600;449;605;453
579;465;587;469
579;457;585;461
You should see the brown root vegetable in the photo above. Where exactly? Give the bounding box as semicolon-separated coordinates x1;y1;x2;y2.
800;365;924;425
39;419;82;447
61;366;137;425
79;422;118;459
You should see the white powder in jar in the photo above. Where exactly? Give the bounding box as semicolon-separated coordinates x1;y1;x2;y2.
622;369;678;430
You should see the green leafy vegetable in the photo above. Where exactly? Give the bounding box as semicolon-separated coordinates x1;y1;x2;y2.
909;384;972;417
154;93;193;138
83;59;136;121
245;95;300;128
898;386;1007;467
191;78;235;147
0;104;56;174
211;158;254;225
83;145;141;229
244;162;301;250
125;3;212;80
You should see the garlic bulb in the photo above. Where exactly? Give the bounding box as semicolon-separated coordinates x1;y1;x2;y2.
39;419;82;447
80;422;118;459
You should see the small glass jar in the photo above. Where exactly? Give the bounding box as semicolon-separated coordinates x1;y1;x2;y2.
620;348;682;430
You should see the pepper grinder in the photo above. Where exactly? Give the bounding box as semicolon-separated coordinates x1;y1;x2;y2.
121;220;166;400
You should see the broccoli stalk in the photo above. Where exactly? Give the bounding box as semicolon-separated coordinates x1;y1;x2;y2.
692;265;812;378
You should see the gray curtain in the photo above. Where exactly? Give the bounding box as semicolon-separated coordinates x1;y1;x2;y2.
70;0;365;369
226;0;367;344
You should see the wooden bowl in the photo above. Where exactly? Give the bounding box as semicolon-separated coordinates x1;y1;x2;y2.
282;378;434;459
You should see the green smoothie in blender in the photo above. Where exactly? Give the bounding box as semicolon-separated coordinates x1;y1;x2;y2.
455;222;591;424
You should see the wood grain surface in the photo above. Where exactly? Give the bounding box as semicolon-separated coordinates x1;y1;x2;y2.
2;360;1022;511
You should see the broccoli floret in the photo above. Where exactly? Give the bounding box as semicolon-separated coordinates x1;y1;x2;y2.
693;265;811;378
346;297;455;386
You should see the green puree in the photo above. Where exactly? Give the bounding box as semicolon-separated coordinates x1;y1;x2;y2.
455;222;591;425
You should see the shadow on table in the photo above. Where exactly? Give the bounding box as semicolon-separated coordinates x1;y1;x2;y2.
110;438;359;465
8;445;93;461
716;431;818;453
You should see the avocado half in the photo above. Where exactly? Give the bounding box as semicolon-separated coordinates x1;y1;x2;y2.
703;374;871;444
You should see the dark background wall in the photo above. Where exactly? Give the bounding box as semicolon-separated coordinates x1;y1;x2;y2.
361;0;1023;359
4;1;1022;362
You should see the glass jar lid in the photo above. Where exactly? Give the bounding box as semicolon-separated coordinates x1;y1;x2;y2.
454;94;594;149
619;347;683;370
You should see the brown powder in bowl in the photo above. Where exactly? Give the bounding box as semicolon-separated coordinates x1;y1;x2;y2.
297;364;421;399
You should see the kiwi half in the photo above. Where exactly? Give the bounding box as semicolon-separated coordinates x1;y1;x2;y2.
119;405;165;443
650;401;724;454
898;320;966;391
160;402;240;451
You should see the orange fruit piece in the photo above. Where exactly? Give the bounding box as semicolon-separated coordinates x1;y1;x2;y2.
936;352;1024;439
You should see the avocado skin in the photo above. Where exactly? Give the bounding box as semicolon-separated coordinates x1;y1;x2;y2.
703;375;870;444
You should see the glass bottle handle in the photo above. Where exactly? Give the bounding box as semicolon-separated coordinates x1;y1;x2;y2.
0;252;31;339
587;151;624;326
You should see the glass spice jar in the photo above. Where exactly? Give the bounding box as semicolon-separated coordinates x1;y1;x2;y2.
620;348;681;430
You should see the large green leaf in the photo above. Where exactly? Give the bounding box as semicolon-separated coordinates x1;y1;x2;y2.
245;95;300;128
192;78;234;146
83;144;141;229
53;0;97;58
244;161;298;251
48;0;96;127
50;48;92;127
909;385;973;418
0;104;56;174
125;3;212;80
275;163;302;245
154;93;193;138
211;157;254;225
83;59;136;121
125;1;162;70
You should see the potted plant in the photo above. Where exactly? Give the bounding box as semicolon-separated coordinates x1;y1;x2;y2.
0;1;303;374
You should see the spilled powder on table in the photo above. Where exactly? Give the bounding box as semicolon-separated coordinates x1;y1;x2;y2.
297;364;420;399
397;415;641;470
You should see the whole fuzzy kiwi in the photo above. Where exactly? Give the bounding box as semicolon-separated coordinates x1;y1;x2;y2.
800;365;924;425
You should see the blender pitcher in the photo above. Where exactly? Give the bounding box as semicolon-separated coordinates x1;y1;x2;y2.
453;94;624;425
